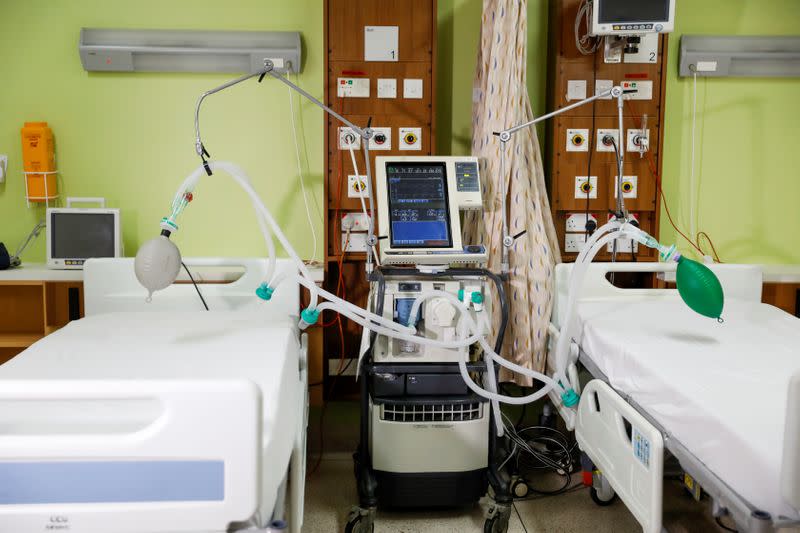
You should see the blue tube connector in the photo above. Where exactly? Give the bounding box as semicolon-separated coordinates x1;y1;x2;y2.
255;283;275;301
561;388;580;408
300;307;320;329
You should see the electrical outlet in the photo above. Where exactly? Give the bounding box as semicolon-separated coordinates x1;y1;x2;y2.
565;233;587;253
342;231;368;252
341;212;371;232
566;129;589;152
399;127;422;151
595;79;613;99
565;213;597;232
347;175;370;198
614;175;638;199
338;127;361;150
596;129;619;152
627;129;649;153
574;176;598;199
368;127;392;150
621;80;653;100
607;237;639;254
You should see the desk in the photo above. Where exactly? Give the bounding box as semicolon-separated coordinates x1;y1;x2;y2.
657;264;800;317
0;262;326;405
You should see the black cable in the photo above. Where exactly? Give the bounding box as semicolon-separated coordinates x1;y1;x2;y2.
513;502;529;533
182;262;209;311
583;47;599;237
715;516;738;532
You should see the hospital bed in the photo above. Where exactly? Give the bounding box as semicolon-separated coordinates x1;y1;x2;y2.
548;262;800;533
0;258;308;533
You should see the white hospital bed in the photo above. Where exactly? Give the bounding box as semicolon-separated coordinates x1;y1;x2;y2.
0;258;308;533
548;262;800;533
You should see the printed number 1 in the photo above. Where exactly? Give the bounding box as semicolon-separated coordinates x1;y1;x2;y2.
391;50;395;59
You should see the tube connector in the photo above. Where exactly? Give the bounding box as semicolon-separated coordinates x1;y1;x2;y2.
299;307;320;330
255;283;275;301
561;388;580;408
160;217;178;233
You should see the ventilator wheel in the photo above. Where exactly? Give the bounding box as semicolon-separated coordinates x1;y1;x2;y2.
483;509;510;533
345;508;374;533
590;486;618;506
512;479;530;498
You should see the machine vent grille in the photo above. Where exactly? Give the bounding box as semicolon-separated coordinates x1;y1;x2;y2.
381;402;482;422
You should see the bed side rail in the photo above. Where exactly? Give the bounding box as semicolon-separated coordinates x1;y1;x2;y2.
782;371;800;514
0;379;261;533
575;379;664;533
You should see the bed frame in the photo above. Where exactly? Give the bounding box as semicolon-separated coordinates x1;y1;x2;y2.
0;258;307;533
548;262;800;533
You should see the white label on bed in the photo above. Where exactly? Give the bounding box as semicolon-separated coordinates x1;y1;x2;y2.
633;427;651;468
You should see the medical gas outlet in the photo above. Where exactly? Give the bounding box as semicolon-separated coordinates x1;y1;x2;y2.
627;129;649;154
566;129;589;152
597;129;620;152
399;128;421;150
338;127;361;150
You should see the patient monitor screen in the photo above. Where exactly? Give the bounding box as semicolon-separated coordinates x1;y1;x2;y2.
387;163;452;248
598;0;670;23
51;213;116;258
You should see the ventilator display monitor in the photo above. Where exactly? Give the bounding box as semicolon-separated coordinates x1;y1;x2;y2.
591;0;675;36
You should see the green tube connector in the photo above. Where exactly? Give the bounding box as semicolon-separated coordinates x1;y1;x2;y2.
300;307;320;326
255;283;274;301
561;388;580;408
458;289;465;301
471;292;484;304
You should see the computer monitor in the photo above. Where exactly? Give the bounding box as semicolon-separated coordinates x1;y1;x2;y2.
375;156;486;266
47;208;122;269
590;0;675;36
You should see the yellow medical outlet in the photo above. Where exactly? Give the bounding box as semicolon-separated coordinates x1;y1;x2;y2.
404;132;418;144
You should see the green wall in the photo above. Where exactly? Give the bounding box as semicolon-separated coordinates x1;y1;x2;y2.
0;0;324;263
2;0;798;265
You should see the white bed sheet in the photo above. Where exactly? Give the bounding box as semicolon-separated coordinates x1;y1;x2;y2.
0;311;300;523
577;297;800;520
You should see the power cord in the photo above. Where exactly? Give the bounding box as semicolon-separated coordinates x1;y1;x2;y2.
512;501;529;533
181;262;209;311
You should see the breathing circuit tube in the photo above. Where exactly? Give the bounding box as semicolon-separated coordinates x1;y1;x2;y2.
154;162;566;408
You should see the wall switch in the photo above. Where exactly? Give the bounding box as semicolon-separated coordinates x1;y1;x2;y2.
596;129;620;152
565;233;588;253
337;77;370;98
338;127;361;150
566;80;587;101
621;80;653;100
566;128;589;152
574;176;598;199
595;79;613;99
368;127;392;150
341;212;371;232
399;127;422;150
377;78;397;98
348;175;370;198
0;155;7;183
565;213;598;232
614;176;638;198
403;78;423;99
342;231;368;252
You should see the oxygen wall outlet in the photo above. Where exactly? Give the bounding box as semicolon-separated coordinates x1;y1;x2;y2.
614;175;638;199
574;176;598;199
566;129;589;152
341;212;371;232
627;129;649;153
368;127;392;150
342;231;368;252
597;129;620;152
399;127;422;150
565;233;587;253
338;127;361;150
566;213;598;232
347;175;370;198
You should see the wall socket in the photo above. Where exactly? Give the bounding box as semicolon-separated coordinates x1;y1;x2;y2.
347;175;370;198
607;238;639;254
564;233;587;253
341;212;371;232
342;232;368;252
565;213;598;232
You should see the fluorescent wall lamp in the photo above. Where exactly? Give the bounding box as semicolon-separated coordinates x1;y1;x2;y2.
679;35;800;78
79;28;302;74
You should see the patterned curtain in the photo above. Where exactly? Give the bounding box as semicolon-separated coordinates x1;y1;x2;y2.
464;0;561;384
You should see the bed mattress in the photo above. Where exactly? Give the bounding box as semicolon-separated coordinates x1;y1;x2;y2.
0;311;301;522
577;297;800;520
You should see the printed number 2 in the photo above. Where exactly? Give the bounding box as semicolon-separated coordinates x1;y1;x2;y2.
649;52;656;62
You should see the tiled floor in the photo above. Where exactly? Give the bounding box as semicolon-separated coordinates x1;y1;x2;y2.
301;452;729;533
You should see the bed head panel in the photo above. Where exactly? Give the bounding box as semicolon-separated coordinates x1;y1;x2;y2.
84;258;299;319
553;262;763;328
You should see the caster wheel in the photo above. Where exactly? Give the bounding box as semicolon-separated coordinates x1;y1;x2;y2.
512;479;529;498
344;514;374;533
590;486;618;506
484;512;510;533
